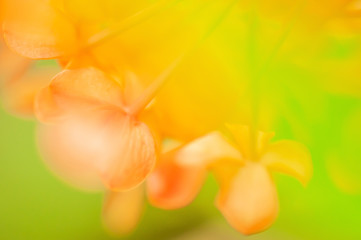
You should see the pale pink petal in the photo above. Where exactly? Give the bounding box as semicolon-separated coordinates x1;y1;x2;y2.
216;163;279;235
174;132;243;167
37;110;157;191
37;122;104;191
102;186;144;236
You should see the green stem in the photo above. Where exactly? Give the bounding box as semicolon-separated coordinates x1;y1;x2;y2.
248;0;306;159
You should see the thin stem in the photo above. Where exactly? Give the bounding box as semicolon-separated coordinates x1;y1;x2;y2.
259;0;306;76
247;0;306;159
127;54;184;116
85;0;183;50
128;0;239;116
247;0;260;160
64;58;75;70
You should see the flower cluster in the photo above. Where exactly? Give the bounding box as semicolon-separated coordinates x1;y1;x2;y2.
3;0;346;236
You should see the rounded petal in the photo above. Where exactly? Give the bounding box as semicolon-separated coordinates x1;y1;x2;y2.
0;39;31;82
261;140;313;186
2;0;77;59
147;152;206;209
37;122;104;191
49;67;124;108
174;132;243;168
102;187;144;236
216;163;279;235
37;110;157;191
101;116;158;191
35;67;124;123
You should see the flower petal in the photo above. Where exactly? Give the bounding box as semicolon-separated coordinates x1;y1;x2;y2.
35;67;124;123
147;132;242;210
3;0;77;59
0;39;31;82
2;67;58;118
174;132;243;168
216;163;279;235
35;86;67;123
101;115;158;191
147;151;206;209
261;140;313;186
37;110;157;191
37;122;104;191
226;124;275;160
102;186;144;236
49;67;124;108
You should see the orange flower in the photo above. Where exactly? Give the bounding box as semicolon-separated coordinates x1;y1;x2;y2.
36;67;158;191
147;125;312;235
34;0;243;192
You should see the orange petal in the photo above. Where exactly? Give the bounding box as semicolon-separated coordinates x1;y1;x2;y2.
0;39;31;82
174;132;243;168
261;140;313;186
216;163;279;235
37;110;157;191
226;124;275;160
35;86;67;123
147;151;206;209
2;0;77;59
37;122;104;191
2;67;58;118
35;67;124;123
101;115;158;191
147;132;242;210
49;67;124;108
102;186;144;236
